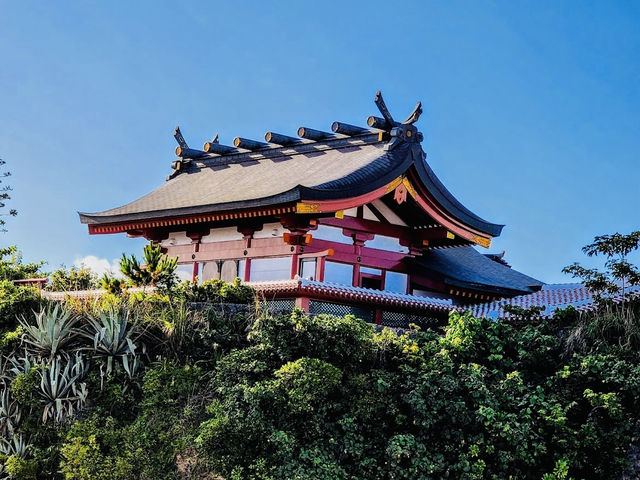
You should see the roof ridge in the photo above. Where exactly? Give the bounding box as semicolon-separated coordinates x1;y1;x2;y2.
180;133;384;175
168;91;424;179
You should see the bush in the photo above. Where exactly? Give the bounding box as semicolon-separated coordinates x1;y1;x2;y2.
180;278;256;304
193;310;640;480
47;266;97;292
0;280;43;331
1;281;639;479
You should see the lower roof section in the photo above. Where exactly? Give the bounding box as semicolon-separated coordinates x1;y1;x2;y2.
412;246;544;296
249;279;455;313
470;283;640;320
250;279;639;321
40;280;635;322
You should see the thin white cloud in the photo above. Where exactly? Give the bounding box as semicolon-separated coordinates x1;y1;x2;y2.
73;255;122;278
74;256;193;282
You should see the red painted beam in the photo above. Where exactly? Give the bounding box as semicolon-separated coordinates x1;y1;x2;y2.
320;216;409;239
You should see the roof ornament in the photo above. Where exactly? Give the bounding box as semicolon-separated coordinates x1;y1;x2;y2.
368;91;424;154
173;126;206;159
203;133;240;155
264;131;304;146
169;127;208;179
233;136;269;150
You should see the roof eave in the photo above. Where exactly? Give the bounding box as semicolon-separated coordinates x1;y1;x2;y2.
411;155;504;238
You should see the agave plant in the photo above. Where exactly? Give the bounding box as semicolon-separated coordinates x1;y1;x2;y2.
0;389;21;436
39;353;89;424
8;352;36;377
19;304;80;359
82;309;145;375
0;357;11;389
0;434;30;458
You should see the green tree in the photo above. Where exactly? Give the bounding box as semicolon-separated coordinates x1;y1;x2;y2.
0;246;45;281
48;265;97;292
120;243;178;289
0;158;17;232
0;247;46;330
563;231;640;351
563;231;640;302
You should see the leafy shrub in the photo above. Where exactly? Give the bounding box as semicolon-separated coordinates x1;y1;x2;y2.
1;276;639;479
0;247;44;282
0;281;43;331
180;277;255;304
59;416;133;480
47;266;97;292
194;310;640;480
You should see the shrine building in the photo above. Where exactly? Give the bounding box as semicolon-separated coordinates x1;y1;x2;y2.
79;92;543;326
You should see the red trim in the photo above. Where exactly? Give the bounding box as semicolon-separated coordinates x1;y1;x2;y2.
320;216;408;239
352;263;360;287
298;174;493;248
163;237;407;273
290;254;299;278
296;179;402;214
311;239;407;271
316;257;326;281
87;204;297;235
406;170;492;246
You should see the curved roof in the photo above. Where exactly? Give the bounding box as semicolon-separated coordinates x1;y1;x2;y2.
80;122;503;239
413;156;503;237
412;246;543;296
80;135;409;224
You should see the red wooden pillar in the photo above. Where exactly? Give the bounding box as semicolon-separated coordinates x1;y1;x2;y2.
187;233;203;283
316;257;326;282
374;309;382;325
239;228;254;282
350;233;371;287
352;264;361;287
295;296;310;312
243;259;252;282
290;252;299;279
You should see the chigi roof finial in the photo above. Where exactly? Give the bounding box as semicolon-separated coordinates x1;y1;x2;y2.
367;91;422;128
402;101;423;125
173;126;205;159
368;91;424;152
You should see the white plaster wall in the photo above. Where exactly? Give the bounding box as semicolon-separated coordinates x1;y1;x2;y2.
160;231;192;247
363;205;378;221
201;227;243;243
253;222;285;239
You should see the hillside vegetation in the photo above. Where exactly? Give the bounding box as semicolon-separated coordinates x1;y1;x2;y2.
0;236;638;479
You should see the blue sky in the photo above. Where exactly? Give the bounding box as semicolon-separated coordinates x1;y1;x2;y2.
1;1;638;282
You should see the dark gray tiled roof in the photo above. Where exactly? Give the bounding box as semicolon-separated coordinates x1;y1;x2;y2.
80;136;412;224
413;246;544;295
79;110;503;239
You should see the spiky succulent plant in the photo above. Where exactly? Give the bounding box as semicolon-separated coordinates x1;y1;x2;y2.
39;353;88;424
19;304;80;359
82;309;145;375
0;357;11;389
0;390;21;436
8;352;36;377
0;434;30;458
